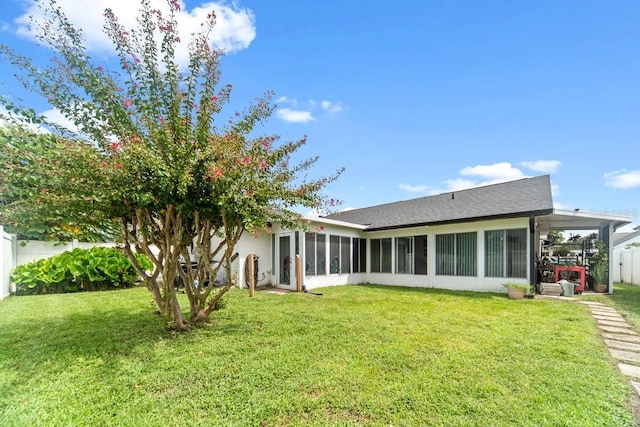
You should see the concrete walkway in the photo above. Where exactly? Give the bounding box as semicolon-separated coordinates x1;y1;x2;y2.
578;300;640;415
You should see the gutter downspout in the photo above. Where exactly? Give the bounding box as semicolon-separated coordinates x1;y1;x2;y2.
529;216;536;287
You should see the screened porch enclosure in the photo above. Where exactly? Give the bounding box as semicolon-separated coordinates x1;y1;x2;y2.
296;220;534;292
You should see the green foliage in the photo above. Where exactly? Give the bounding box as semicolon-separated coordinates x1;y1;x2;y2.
0;0;342;328
503;282;530;291
0;127;119;241
548;230;565;244
10;246;150;295
590;262;607;286
589;240;609;285
554;247;571;257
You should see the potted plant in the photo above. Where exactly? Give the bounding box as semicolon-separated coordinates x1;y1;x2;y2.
589;240;608;293
590;262;607;293
503;283;530;300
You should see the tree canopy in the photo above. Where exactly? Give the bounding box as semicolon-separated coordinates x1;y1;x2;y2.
0;0;342;329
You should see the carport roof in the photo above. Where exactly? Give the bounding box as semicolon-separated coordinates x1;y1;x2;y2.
536;209;632;232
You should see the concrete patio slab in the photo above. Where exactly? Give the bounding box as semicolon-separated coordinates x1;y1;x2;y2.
604;339;640;352
619;364;640;379
598;319;633;328
602;333;640;344
600;325;639;335
609;348;640;364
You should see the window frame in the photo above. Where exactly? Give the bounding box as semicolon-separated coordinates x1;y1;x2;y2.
395;235;428;275
436;232;477;276
304;232;326;276
484;228;527;278
370;237;392;273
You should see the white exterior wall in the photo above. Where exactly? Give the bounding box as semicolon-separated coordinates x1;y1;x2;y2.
301;221;367;290
235;231;273;288
290;217;530;293
363;217;530;293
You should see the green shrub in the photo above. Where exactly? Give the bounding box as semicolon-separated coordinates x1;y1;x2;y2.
11;247;151;295
503;283;530;291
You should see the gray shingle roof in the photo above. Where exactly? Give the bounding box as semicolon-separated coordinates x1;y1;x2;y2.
326;175;554;231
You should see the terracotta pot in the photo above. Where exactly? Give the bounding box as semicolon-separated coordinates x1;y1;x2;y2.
507;287;525;300
593;284;607;293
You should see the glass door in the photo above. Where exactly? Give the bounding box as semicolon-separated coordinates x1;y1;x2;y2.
278;234;295;289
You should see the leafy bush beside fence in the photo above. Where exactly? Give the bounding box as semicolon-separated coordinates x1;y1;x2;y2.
10;247;152;295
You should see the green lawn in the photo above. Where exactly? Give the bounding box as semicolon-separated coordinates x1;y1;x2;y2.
0;285;636;426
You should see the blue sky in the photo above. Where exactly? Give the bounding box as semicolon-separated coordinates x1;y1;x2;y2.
1;0;639;230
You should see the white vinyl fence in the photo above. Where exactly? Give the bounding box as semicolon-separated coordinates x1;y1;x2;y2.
613;249;640;286
14;239;115;267
1;226;14;300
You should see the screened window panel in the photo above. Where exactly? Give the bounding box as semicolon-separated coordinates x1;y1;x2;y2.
340;236;351;274
371;239;381;273
352;238;367;273
414;235;428;275
317;234;326;275
381;238;392;273
395;237;413;274
330;235;340;273
456;232;477;276
305;233;326;276
485;230;505;277
507;229;527;278
304;233;316;275
436;234;455;275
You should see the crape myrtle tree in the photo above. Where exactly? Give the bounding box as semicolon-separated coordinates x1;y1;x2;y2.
0;126;120;241
0;0;342;330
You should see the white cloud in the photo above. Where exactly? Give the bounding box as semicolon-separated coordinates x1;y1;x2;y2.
321;100;343;114
423;162;530;195
14;0;255;67
398;183;431;194
460;162;525;181
604;169;640;189
520;160;561;173
41;108;81;133
0;114;47;134
275;96;298;106
276;108;314;123
275;95;343;123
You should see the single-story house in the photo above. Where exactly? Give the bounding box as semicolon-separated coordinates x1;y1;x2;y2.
223;175;633;294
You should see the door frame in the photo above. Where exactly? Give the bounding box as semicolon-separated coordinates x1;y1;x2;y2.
276;232;296;290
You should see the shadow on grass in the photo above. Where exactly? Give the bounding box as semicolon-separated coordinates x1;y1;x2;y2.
0;292;252;369
354;283;504;300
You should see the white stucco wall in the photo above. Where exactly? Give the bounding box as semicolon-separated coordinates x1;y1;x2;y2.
260;216;531;293
234;231;273;288
362;217;530;293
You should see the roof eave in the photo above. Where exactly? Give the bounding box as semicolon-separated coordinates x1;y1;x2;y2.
363;209;554;232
